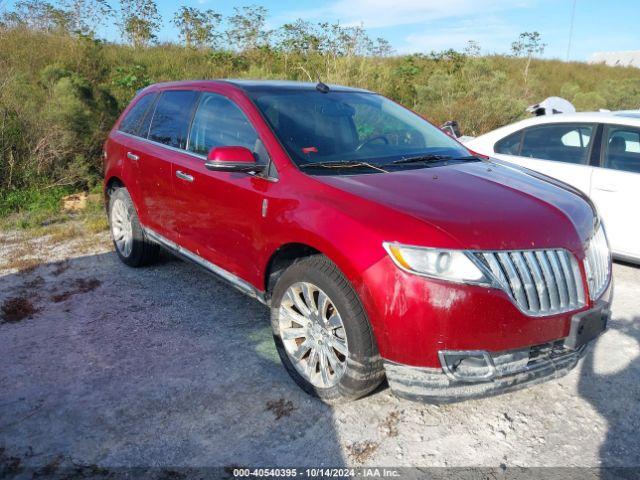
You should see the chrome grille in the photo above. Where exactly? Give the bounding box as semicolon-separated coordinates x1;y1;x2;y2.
584;225;611;300
477;249;586;316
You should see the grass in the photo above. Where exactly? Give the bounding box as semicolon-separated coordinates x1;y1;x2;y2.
0;186;73;223
0;184;107;232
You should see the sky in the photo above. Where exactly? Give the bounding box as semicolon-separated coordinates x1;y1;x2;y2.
4;0;640;60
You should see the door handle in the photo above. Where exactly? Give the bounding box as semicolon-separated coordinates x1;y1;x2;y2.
175;170;194;182
126;152;139;161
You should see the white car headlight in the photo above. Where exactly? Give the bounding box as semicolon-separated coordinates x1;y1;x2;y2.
383;242;489;284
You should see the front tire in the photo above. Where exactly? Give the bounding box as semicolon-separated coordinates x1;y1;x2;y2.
271;255;384;403
108;187;158;267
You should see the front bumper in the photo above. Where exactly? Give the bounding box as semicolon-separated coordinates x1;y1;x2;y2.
384;301;611;403
385;340;586;403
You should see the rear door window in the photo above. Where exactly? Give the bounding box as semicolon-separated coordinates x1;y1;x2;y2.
603;125;640;173
148;90;200;149
119;93;157;137
519;123;594;164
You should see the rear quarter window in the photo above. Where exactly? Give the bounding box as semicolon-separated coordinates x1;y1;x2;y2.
118;93;157;137
494;130;522;155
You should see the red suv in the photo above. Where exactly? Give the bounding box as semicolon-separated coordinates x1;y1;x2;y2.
104;80;612;403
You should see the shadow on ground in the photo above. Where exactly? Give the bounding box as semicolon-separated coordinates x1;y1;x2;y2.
0;250;345;474
578;314;640;474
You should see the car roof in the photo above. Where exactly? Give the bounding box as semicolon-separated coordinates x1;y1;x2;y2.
511;111;640;125
470;110;640;144
141;79;372;94
224;79;372;93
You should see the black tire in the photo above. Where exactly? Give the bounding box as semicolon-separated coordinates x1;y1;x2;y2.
270;255;384;403
108;187;159;267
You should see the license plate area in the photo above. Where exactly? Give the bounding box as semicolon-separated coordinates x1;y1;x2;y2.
565;306;609;350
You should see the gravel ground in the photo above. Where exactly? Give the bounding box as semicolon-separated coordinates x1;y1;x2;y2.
0;230;639;472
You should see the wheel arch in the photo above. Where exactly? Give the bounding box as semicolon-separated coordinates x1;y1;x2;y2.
264;243;322;298
104;176;125;205
263;239;365;301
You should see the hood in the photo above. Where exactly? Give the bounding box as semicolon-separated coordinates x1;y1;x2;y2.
315;161;595;253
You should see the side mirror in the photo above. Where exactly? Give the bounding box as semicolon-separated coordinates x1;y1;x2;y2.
204;146;265;173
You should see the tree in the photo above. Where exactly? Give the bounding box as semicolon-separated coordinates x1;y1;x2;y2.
118;0;161;47
277;19;323;55
328;23;371;57
58;0;112;35
370;37;394;57
173;6;221;49
0;0;72;32
511;31;545;83
463;40;481;57
226;5;271;51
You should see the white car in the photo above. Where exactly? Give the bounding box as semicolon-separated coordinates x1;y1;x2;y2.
464;111;640;263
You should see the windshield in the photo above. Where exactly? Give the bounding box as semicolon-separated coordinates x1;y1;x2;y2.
249;89;471;171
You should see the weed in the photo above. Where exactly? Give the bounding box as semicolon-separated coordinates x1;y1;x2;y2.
265;398;296;420
1;296;38;323
379;410;401;438
50;277;101;303
346;440;379;464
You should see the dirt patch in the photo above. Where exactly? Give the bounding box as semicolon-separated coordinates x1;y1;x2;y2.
37;454;63;476
265;398;296;420
51;261;70;277
0;446;22;476
1;297;38;323
379;410;401;438
346;440;379;464
62;192;89;212
51;278;101;303
0;447;110;478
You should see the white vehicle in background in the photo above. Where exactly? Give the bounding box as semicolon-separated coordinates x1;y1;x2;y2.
464;110;640;263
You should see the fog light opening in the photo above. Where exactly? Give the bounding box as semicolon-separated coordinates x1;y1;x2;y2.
439;350;497;382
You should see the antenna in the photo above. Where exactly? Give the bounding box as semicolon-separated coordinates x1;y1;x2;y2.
566;0;577;61
312;67;329;93
297;64;330;93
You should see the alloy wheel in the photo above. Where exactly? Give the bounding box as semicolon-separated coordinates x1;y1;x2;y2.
278;282;349;388
111;198;133;258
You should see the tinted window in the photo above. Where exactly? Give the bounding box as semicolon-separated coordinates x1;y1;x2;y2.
119;93;156;137
249;90;469;167
148;90;199;149
520;124;594;164
603;125;640;174
495;131;522;155
188;93;262;159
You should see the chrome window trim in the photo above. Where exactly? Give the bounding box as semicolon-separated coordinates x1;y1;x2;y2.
143;227;267;305
116;130;279;183
117;130;206;160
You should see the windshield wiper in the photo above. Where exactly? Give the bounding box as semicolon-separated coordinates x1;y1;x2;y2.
388;154;482;166
299;160;389;173
391;154;452;165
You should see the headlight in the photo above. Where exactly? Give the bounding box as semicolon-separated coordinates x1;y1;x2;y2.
383;242;489;284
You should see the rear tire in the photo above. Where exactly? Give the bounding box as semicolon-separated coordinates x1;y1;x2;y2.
108;187;158;267
270;255;384;403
